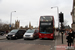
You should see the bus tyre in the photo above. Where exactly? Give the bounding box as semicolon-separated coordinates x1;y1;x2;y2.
42;38;44;39
53;35;56;40
53;36;56;40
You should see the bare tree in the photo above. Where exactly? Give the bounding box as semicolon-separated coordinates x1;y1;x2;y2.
0;19;3;29
63;20;68;26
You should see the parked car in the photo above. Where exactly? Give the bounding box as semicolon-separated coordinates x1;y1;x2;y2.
0;31;5;36
23;29;39;40
6;29;26;40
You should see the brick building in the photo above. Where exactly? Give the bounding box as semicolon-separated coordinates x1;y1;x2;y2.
71;0;75;31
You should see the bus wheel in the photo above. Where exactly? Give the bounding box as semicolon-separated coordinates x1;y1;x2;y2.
53;36;56;40
41;38;44;39
53;34;55;40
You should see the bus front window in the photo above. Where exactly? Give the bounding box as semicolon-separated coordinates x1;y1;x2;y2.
40;27;53;34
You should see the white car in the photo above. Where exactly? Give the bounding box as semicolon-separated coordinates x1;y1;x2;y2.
23;29;39;40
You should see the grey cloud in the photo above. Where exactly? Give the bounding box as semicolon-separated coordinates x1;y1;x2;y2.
0;0;73;27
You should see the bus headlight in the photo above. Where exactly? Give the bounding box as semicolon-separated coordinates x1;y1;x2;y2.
39;34;41;36
51;34;53;36
12;35;15;37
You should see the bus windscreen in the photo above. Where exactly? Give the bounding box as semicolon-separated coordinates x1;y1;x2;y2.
39;27;53;34
40;16;53;21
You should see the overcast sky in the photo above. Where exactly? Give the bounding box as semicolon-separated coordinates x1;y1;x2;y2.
0;0;73;27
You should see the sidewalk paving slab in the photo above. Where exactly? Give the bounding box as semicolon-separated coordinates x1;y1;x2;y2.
55;34;75;50
56;44;75;50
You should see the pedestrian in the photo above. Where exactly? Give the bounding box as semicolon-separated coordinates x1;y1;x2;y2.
65;29;69;36
71;29;75;47
66;29;74;49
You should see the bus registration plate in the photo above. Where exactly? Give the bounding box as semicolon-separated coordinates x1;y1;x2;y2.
44;37;47;39
44;34;46;35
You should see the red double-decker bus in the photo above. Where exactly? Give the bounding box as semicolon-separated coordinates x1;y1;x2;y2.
39;16;55;39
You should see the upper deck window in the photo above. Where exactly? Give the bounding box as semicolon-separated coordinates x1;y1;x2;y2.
40;16;53;21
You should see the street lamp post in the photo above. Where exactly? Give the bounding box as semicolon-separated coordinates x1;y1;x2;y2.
10;11;16;29
51;6;60;36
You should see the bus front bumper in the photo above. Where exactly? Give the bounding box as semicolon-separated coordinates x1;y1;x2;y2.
39;36;54;39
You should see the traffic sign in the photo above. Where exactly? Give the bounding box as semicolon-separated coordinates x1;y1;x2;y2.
9;25;11;27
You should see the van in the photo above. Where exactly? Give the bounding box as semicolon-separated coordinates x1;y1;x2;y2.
6;29;26;40
23;29;39;40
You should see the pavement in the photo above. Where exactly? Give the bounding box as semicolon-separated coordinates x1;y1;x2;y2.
55;33;75;50
0;34;6;40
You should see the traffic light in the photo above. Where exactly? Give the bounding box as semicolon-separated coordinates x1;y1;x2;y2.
59;12;64;22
